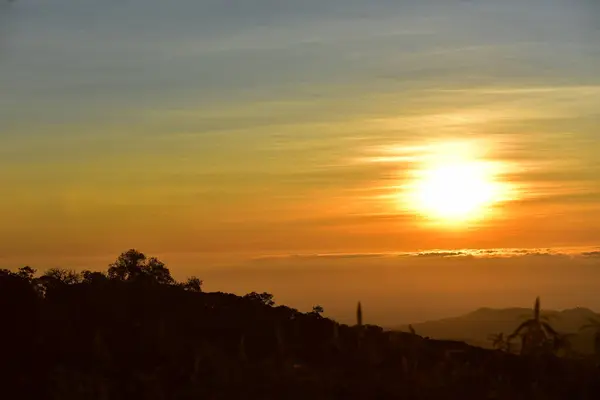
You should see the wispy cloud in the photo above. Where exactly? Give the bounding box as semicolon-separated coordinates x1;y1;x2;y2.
582;251;600;258
430;85;600;96
252;247;598;262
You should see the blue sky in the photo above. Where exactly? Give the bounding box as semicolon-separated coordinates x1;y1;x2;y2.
0;0;599;265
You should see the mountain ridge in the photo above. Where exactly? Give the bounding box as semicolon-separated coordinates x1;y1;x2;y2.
390;306;600;353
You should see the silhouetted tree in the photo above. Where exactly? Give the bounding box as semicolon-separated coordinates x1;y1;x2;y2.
243;292;275;306
81;270;109;285
43;268;81;284
35;268;81;297
182;276;203;292
508;297;557;356
356;301;363;327
145;257;174;285
107;249;174;285
15;266;36;282
488;332;508;351
311;305;324;317
108;248;147;281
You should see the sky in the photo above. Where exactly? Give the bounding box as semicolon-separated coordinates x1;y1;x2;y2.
1;0;599;322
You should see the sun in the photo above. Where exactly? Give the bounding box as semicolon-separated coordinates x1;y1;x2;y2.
412;161;499;221
403;142;506;224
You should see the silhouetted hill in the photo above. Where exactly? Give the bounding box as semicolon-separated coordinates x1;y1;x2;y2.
393;307;600;354
2;250;600;399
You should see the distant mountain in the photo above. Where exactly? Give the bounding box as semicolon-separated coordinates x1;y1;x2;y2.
391;307;600;354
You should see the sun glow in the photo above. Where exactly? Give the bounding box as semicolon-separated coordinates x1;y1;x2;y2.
403;142;508;224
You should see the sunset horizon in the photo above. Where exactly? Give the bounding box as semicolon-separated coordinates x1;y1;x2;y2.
2;0;600;323
3;2;600;397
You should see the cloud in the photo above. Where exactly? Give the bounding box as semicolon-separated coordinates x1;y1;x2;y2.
427;85;600;96
251;250;470;262
582;251;600;258
414;251;468;258
252;247;597;262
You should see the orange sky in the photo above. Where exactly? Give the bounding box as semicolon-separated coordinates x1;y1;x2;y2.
1;0;599;298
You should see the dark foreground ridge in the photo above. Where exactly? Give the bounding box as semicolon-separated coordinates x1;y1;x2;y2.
2;250;600;399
